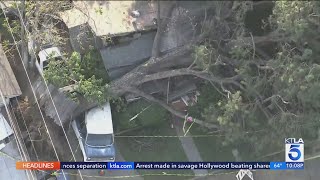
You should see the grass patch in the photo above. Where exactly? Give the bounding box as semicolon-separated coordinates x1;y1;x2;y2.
112;100;170;131
116;122;194;180
190;125;235;162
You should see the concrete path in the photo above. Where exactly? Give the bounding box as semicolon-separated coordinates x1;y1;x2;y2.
174;118;209;176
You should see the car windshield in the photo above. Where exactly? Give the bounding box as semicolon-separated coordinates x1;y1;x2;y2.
86;134;113;147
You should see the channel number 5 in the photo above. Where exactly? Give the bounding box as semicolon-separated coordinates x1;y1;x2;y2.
288;145;301;161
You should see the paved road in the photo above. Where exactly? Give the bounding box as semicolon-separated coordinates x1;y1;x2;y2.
0;140;29;180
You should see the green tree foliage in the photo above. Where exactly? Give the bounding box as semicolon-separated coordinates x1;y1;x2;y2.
190;1;320;159
44;49;110;104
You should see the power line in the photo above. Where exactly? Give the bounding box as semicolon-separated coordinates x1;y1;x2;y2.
115;134;222;138
14;3;85;179
13;97;40;161
0;90;34;180
0;5;67;180
114;129;266;138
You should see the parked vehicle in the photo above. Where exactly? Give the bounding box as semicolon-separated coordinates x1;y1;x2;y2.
71;102;115;162
35;47;63;75
0;112;13;150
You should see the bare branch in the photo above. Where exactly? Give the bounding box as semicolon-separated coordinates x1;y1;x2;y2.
249;32;255;60
127;87;219;129
262;95;289;104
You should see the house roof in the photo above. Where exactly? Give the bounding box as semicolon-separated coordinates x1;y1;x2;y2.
99;2;208;80
108;65;137;81
100;32;155;71
0;44;22;97
125;79;169;102
0;113;13;141
60;1;157;37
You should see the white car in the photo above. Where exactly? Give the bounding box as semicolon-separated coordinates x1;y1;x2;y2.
35;47;63;75
71;102;116;162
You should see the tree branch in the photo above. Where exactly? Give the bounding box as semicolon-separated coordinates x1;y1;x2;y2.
127;87;219;129
58;84;78;93
135;68;242;88
111;39;204;92
226;31;288;50
0;2;19;17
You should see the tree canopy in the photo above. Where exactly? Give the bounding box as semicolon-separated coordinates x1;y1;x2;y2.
44;48;111;104
188;1;320;158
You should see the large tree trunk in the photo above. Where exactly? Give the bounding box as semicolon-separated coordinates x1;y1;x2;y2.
134;68;241;86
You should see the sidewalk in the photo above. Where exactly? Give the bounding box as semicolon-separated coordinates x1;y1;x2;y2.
174;117;208;176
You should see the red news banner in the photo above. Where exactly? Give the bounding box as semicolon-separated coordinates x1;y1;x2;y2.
16;162;60;170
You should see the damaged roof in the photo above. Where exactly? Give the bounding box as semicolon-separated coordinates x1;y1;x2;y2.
0;44;22;97
60;1;157;37
99;4;206;80
100;32;155;70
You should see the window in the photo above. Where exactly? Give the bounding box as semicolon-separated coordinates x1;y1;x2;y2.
43;61;49;70
86;134;113;147
55;57;63;61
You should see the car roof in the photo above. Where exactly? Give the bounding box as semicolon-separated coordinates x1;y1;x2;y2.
0;113;13;141
38;47;62;62
85;102;114;134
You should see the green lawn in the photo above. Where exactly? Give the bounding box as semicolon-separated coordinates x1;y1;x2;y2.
190;125;235;162
116;122;194;180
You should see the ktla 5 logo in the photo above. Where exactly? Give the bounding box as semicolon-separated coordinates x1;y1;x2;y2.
285;138;304;162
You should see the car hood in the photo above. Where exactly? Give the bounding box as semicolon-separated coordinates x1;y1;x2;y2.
85;144;115;158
